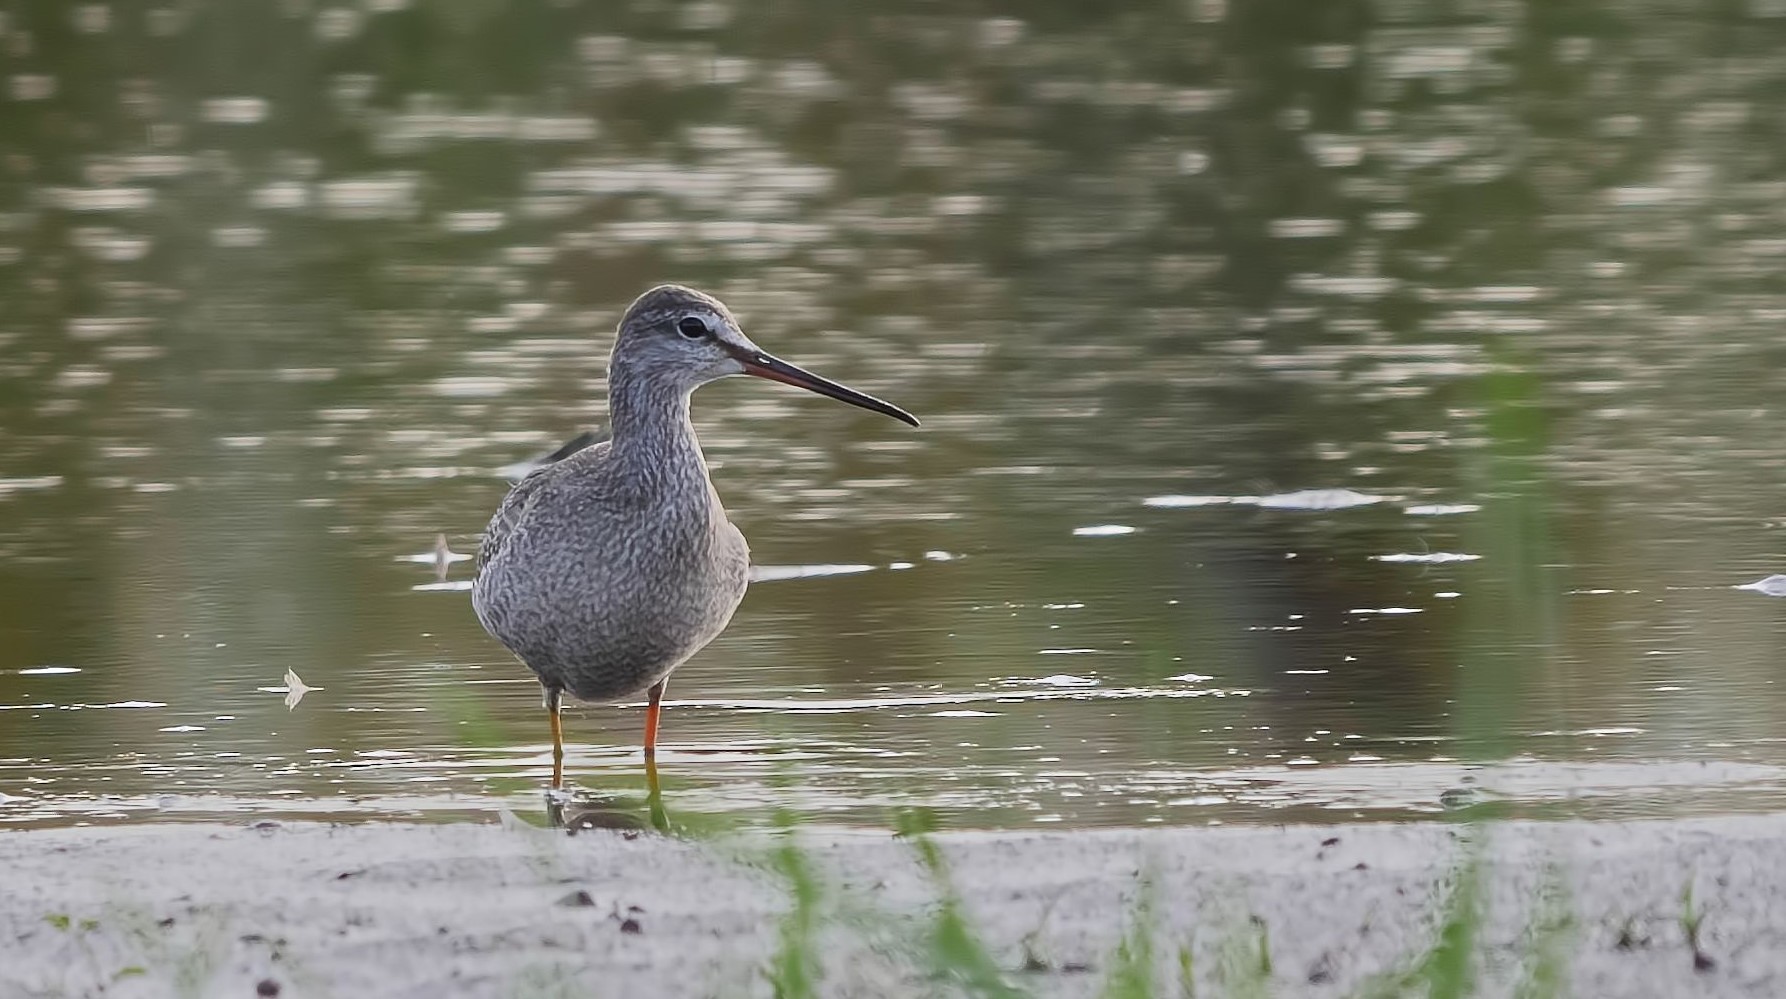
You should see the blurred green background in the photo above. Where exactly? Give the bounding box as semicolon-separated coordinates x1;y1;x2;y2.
2;0;1785;828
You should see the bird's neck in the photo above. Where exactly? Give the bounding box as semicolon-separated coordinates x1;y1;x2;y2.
606;366;710;492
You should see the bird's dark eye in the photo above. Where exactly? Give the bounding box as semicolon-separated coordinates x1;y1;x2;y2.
676;316;709;339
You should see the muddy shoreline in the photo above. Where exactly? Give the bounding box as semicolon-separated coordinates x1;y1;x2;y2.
4;813;1784;997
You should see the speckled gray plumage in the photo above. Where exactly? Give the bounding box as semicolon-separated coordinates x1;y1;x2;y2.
472;285;751;704
472;285;917;723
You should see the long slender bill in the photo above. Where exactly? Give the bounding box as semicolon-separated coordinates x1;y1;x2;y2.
736;350;920;427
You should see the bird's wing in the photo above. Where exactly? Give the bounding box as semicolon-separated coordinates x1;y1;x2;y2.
478;441;614;571
539;428;607;465
476;477;533;572
500;427;610;483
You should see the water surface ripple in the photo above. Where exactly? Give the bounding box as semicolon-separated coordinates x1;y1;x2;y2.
3;3;1786;829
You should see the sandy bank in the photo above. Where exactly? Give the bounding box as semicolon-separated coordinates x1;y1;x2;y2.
4;811;1785;997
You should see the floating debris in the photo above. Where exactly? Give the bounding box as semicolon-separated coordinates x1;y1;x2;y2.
399;533;471;586
1256;489;1388;510
1073;524;1136;536
399;534;470;569
1143;489;1392;512
750;563;876;582
1403;503;1482;516
1735;575;1786;597
1372;552;1481;564
262;669;321;710
1007;674;1099;687
1143;494;1243;508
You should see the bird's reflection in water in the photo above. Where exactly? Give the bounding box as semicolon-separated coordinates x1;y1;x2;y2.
545;761;668;834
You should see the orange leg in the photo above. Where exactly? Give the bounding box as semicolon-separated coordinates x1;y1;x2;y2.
643;680;667;761
545;687;564;790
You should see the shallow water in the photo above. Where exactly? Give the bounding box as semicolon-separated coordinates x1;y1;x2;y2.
4;2;1786;830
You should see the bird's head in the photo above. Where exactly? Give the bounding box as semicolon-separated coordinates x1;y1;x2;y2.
609;284;919;427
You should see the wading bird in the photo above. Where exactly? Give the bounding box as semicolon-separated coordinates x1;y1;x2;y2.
472;285;919;789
